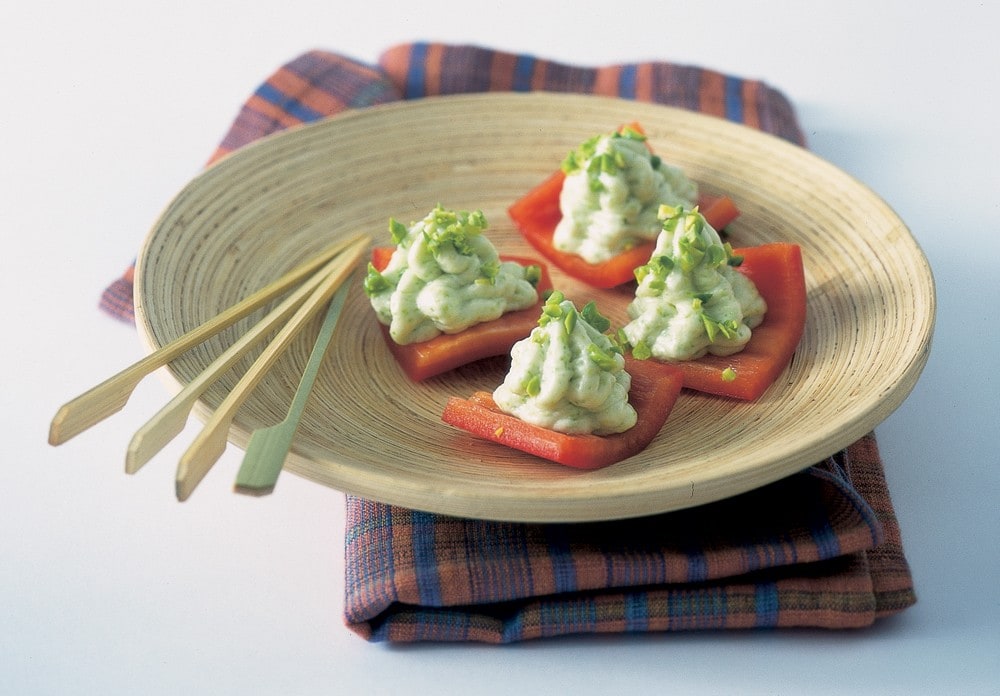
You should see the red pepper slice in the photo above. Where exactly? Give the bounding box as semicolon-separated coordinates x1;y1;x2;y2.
441;357;684;470
508;168;741;289
370;248;552;381
643;242;806;401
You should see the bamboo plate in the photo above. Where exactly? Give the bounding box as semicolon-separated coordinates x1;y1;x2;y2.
134;92;934;522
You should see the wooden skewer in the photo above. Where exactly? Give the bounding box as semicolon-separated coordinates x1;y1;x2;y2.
48;234;367;446
174;235;368;501
123;254;348;474
233;276;351;496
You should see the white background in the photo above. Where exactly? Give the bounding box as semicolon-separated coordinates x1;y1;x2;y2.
3;2;998;694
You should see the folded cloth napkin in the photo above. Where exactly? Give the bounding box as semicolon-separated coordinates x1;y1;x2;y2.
101;43;916;643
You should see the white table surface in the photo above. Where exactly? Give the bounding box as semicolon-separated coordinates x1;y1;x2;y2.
4;2;998;694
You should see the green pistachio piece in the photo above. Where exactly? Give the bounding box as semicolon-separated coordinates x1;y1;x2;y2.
524;374;542;397
581;301;612;333
563;308;577;334
388;218;408;245
524;264;542;287
363;262;390;297
422;205;487;256
632;339;652;361
587;343;618;371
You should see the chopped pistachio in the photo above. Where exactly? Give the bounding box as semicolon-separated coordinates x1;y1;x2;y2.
706;244;728;268
658;203;679;220
726;241;745;267
539;290;566;325
614;328;630;352
363;262;390;296
389;218;408;245
524;374;542;397
632;340;652;360
581;300;611;333
561;134;601;174
701;314;741;343
633;264;649;284
563;308;577;334
479;259;500;285
587;343;618;371
524;264;542;287
677;230;707;272
422;205;487;256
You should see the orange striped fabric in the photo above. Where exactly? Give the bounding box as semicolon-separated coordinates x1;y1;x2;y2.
345;434;914;642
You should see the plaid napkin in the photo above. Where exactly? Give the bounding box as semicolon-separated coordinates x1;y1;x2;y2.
101;43;916;642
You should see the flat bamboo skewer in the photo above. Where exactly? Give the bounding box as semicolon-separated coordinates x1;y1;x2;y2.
123;253;351;474
233;277;352;496
48;235;365;446
174;234;368;501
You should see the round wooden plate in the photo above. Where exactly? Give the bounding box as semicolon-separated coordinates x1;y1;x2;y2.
134;92;934;522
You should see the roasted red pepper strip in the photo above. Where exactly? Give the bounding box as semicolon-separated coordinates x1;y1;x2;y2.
641;242;806;401
508;166;741;290
441;357;684;469
370;248;552;381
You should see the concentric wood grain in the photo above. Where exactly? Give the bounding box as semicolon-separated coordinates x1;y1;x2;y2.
133;92;934;522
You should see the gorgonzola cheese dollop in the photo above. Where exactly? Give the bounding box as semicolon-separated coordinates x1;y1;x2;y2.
493;293;636;436
553;126;698;264
622;205;767;361
364;205;541;345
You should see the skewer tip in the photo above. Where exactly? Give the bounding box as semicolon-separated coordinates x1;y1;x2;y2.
233;483;276;497
48;406;71;446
